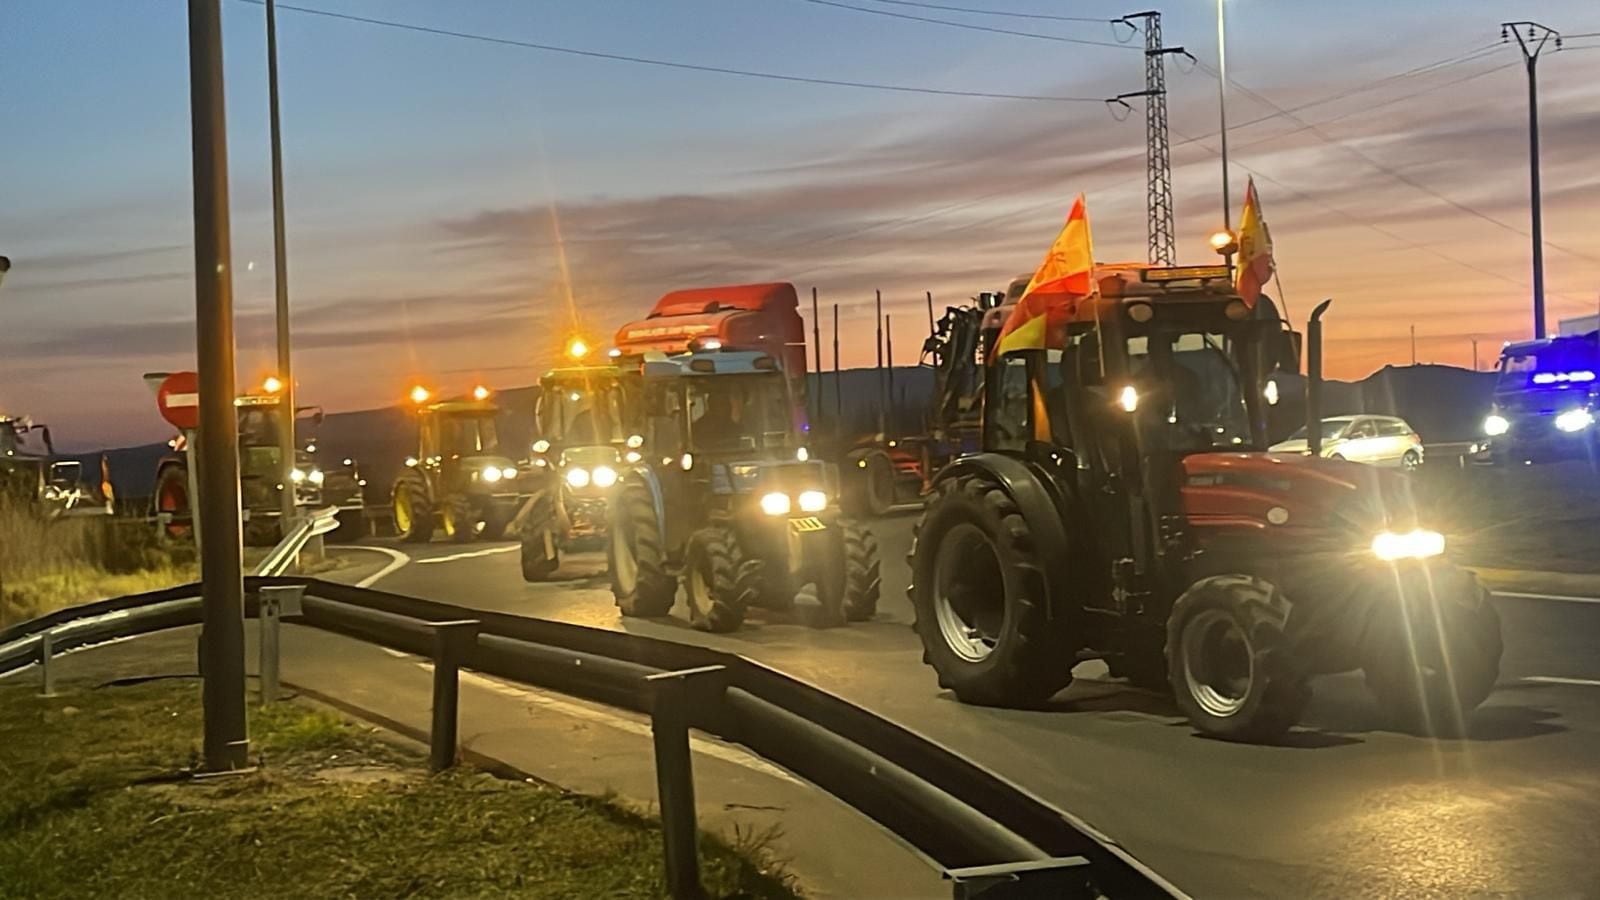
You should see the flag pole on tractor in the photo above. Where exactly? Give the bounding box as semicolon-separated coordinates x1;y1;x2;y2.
994;194;1098;358
1235;178;1274;307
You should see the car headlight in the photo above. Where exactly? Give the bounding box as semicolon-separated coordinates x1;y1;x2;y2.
566;466;590;488
796;446;809;462
1483;414;1510;436
798;489;827;512
759;491;791;516
591;465;618;488
1371;529;1445;561
501;466;518;480
289;468;306;483
1554;408;1594;433
481;466;503;483
307;468;324;485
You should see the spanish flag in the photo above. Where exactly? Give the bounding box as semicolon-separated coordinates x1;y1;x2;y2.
1235;178;1274;306
994;194;1096;358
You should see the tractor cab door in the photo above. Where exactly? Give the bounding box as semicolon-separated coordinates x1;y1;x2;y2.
643;381;696;552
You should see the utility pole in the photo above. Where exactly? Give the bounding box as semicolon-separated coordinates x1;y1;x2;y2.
874;290;885;439
1504;21;1560;339
266;0;296;532
810;287;821;428
1215;0;1232;232
1116;11;1187;265
1410;325;1417;365
187;0;249;772
1472;338;1480;371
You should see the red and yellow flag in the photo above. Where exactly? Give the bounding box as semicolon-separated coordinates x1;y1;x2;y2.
1235;178;1274;306
994;194;1096;357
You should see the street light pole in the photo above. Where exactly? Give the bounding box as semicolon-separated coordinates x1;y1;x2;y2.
266;0;296;528
1215;0;1231;232
1504;21;1559;340
187;0;249;771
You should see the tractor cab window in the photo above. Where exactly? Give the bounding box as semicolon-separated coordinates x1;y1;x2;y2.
1125;331;1252;451
440;413;500;457
686;374;790;454
236;408;282;448
987;355;1031;452
540;377;626;447
646;386;685;454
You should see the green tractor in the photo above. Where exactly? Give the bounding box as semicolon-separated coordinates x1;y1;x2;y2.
2;415;111;520
606;350;881;632
517;361;643;581
390;386;533;543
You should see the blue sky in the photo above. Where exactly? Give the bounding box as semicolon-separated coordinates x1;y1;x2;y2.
3;0;1599;448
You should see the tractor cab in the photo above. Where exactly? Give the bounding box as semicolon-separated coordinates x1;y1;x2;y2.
1;415;89;518
391;386;531;543
233;394;325;515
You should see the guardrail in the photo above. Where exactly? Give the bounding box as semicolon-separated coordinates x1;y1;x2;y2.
0;578;1183;899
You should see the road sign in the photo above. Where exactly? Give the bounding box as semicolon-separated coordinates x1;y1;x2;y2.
157;371;201;431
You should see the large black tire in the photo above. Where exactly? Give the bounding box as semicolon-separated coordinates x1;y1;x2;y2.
243;517;282;548
683;525;745;633
391;471;434;544
334;508;369;542
441;493;478;543
1166;575;1310;743
908;472;1072;707
843;521;881;622
519;493;561;582
480;510;509;541
1363;569;1502;737
608;483;676;617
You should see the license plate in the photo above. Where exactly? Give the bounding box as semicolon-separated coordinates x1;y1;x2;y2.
788;516;826;534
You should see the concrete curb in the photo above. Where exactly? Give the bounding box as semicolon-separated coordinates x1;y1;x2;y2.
1470;566;1600;599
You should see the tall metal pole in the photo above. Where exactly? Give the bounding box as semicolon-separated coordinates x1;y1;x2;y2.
1118;11;1181;265
187;0;249;771
925;290;935;337
811;287;822;428
1504;22;1558;339
874;290;885;439
1215;0;1231;231
885;314;896;435
831;304;841;425
266;0;296;528
1306;300;1332;456
1472;338;1480;371
1410;324;1417;365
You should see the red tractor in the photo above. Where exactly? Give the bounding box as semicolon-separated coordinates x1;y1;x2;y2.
908;264;1501;741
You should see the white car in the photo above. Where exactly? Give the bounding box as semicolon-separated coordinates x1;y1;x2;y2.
1271;415;1424;470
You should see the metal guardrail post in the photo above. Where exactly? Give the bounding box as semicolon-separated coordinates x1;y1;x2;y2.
427;619;480;773
945;857;1096;899
646;664;728;900
39;628;57;697
257;584;304;704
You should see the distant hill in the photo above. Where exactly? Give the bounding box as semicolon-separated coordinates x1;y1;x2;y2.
75;363;1495;504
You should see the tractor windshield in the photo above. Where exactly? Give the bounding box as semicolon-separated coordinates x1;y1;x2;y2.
236;407;282;448
685;373;792;454
1126;331;1253;450
539;374;628;447
440;412;501;457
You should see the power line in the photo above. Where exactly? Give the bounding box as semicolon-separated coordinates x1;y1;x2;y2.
792;0;1139;50
239;0;1104;103
861;0;1116;23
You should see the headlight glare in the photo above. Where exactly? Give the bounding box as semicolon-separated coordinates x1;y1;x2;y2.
532;439;550;454
760;492;791;516
798;490;827;512
501;466;518;480
1554;408;1594;433
565;466;590;488
289;469;306;483
1371;529;1445;561
591;465;618;488
481;466;503;483
307;469;324;485
1483;414;1510;436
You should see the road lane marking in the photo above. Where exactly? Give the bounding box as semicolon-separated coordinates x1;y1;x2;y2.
1524;675;1600;688
327;545;411;588
1493;590;1600;605
424;665;799;784
415;545;519;565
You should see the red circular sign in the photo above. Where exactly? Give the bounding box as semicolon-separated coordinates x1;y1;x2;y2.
157;371;201;431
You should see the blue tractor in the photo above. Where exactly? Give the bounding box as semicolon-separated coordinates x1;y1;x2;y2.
606;350;881;632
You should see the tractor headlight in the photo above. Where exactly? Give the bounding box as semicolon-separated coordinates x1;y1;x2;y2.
625;450;642;464
307;468;325;486
1554;408;1594;433
289;468;306;483
532;439;550;454
481;466;503;483
501;466;518;480
759;491;791;516
1371;529;1445;561
591;465;618;488
797;489;827;512
566;467;591;488
1483;413;1510;436
796;446;809;462
626;434;644;449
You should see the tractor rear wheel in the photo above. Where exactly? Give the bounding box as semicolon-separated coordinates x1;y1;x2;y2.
153;464;191;539
1363;568;1501;737
683;525;745;633
441;493;479;543
608;483;675;617
519;492;560;582
843;521;881;622
391;471;434;543
1166;575;1309;743
909;472;1072;707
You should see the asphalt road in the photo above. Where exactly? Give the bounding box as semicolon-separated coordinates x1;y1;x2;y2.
334;521;1600;899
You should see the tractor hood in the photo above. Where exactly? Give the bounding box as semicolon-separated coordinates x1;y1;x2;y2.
1181;452;1417;533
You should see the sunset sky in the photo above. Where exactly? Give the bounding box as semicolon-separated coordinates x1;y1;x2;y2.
3;0;1599;450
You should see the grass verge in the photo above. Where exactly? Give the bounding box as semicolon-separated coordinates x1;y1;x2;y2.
0;678;797;900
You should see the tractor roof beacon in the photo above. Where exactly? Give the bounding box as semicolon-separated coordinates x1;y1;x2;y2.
605;348;881;632
908;264;1502;741
391;389;532;545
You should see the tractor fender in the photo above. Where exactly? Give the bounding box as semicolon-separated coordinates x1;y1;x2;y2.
930;453;1076;621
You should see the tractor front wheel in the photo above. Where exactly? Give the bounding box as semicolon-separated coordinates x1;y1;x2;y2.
441;494;480;543
1166;575;1309;743
608;483;676;618
1363;569;1501;737
909;473;1073;707
519;493;561;582
391;472;434;543
683;525;745;633
843;521;881;622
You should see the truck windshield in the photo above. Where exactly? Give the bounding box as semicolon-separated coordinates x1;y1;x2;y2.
236;408;282;447
539;375;626;446
1497;342;1599;388
1126;331;1253;450
685;374;791;453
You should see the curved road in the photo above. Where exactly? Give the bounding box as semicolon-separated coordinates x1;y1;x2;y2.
339;519;1600;898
